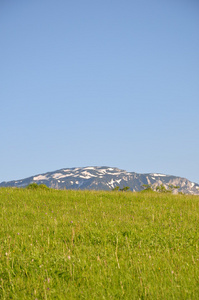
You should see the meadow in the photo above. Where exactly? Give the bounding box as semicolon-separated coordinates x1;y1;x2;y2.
0;187;198;299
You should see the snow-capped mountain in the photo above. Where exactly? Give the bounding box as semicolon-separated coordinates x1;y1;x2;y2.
0;166;199;195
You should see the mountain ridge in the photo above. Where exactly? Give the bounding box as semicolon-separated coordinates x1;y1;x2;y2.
0;166;199;195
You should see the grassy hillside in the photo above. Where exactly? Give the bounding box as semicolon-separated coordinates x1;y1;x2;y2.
0;188;199;299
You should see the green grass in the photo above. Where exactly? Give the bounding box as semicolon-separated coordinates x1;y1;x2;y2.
0;188;199;299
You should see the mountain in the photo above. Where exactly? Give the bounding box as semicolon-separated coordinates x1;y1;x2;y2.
1;166;199;195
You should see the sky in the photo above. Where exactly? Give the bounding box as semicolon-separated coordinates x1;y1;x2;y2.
0;0;199;184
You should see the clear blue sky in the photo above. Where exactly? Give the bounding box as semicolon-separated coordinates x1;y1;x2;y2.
0;0;199;184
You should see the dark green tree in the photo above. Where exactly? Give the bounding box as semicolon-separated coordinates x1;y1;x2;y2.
120;186;130;192
112;186;130;192
112;186;120;191
142;184;152;191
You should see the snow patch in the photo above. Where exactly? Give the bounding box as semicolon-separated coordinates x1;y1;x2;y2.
59;173;74;177
190;182;195;188
79;175;91;179
107;178;122;188
107;179;115;188
52;173;63;179
116;179;122;184
98;169;107;174
146;176;151;184
52;173;74;179
74;168;80;171
84;167;95;170
81;171;92;176
153;173;166;177
78;171;97;179
106;172;123;175
33;175;48;181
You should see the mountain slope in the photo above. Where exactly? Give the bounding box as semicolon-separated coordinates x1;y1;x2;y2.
0;166;199;195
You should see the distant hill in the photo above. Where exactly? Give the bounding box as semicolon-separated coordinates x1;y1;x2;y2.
0;166;199;195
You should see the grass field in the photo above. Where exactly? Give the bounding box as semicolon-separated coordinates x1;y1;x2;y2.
0;187;199;299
